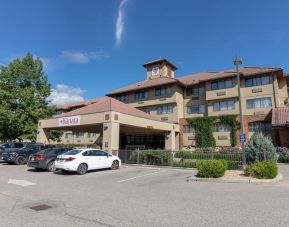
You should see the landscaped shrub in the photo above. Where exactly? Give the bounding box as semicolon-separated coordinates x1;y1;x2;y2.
196;160;227;178
276;147;289;163
244;161;278;179
245;133;277;163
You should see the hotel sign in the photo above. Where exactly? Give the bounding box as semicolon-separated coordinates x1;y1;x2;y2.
58;116;81;126
152;67;159;76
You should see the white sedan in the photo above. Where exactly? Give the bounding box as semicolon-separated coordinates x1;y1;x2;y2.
54;148;121;175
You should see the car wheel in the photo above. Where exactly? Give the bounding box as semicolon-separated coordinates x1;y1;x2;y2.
47;161;56;172
77;163;88;175
111;160;119;170
15;156;26;165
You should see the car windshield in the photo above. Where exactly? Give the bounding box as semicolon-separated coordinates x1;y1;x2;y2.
64;149;81;155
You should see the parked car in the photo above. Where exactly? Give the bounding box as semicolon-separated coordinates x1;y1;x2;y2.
27;147;69;172
54;148;121;175
0;142;27;158
1;143;54;165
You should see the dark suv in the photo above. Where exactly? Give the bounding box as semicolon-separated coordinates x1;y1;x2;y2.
1;143;54;165
0;142;26;158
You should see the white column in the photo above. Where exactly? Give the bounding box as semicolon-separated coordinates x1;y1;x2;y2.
102;122;120;154
37;127;49;144
165;130;176;151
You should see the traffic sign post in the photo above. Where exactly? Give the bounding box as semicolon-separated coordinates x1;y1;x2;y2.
239;133;246;143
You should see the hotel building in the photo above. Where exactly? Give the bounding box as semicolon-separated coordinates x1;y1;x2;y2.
37;59;289;152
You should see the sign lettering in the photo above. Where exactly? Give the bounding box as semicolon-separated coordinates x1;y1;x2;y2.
59;116;81;126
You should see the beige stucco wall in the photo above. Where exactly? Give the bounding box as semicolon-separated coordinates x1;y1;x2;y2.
182;132;231;147
54;132;101;145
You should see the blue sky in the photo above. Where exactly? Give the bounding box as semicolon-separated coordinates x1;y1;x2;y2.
1;0;289;104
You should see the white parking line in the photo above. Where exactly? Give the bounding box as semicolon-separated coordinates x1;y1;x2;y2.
117;171;161;183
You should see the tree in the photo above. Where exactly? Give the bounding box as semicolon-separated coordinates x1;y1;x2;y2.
49;130;64;142
245;133;277;163
0;53;53;141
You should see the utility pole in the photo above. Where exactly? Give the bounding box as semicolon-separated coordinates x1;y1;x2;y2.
233;56;246;167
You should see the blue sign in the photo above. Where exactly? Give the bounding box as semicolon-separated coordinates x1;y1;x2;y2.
240;133;246;143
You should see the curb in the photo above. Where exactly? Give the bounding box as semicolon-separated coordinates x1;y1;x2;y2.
187;173;283;184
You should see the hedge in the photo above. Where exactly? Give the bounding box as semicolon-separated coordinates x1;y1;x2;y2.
196;160;227;178
244;161;278;179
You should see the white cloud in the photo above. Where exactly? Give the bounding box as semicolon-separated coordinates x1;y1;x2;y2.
115;0;129;47
40;50;108;71
48;84;85;105
60;50;109;64
60;50;89;64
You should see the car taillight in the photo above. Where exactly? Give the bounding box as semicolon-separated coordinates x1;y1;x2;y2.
35;155;45;161
65;157;75;161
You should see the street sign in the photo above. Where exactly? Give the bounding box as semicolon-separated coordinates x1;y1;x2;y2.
240;133;246;143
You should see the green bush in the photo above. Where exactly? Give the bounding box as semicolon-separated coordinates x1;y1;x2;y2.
244;161;278;179
196;160;227;178
276;147;289;163
245;133;277;163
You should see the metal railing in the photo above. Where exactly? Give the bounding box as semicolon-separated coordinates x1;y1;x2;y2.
118;150;277;170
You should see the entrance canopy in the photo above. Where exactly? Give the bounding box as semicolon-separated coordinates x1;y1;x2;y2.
37;97;179;153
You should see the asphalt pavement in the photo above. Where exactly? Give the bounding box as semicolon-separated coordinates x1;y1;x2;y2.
0;162;289;227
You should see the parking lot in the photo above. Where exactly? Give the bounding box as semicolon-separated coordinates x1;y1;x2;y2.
1;162;289;227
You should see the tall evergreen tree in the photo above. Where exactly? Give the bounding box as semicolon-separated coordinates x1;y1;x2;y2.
0;53;53;141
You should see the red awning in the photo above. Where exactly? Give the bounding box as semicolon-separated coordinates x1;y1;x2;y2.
272;107;289;127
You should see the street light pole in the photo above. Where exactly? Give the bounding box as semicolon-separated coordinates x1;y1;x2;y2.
233;56;246;167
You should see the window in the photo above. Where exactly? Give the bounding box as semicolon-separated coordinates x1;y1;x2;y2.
75;132;84;138
87;132;97;138
139;107;150;114
248;122;271;132
14;143;24;148
116;95;129;102
184;125;195;133
186;86;205;96
65;149;81;155
94;150;108;156
246;97;272;109
3;143;11;148
213;100;235;111
53;110;64;116
211;79;233;90
213;123;232;132
187;105;205;114
155;87;172;96
65;133;72;139
134;91;148;100
157;105;173;115
245;75;271;87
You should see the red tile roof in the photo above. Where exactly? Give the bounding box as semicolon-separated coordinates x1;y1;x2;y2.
107;66;283;95
59;96;160;121
107;77;178;95
56;98;99;110
142;58;178;70
272;107;289;126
